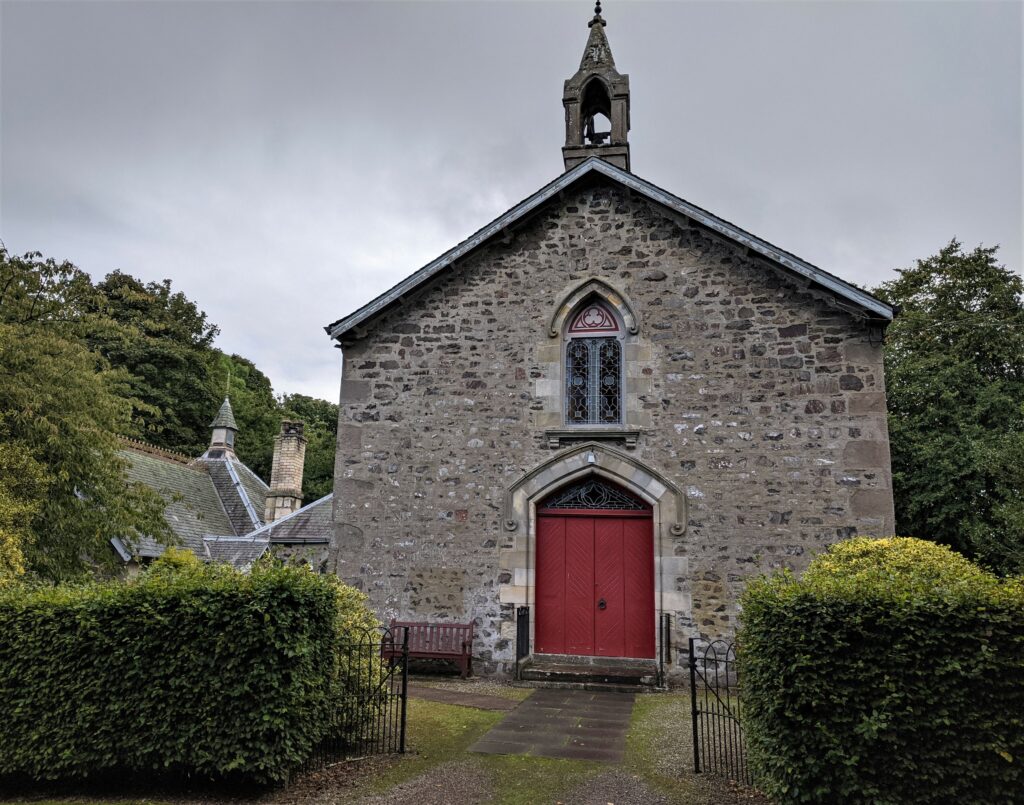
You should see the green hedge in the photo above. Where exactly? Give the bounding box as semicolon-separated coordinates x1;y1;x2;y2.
740;538;1024;804
0;550;378;785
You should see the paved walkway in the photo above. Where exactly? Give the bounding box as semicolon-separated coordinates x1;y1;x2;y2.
407;683;521;711
468;688;636;762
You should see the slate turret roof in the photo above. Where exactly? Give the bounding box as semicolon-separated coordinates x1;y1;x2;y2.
210;397;238;430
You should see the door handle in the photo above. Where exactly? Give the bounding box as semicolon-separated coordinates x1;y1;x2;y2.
597;598;607;610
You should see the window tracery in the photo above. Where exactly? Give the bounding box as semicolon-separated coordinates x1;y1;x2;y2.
564;300;623;425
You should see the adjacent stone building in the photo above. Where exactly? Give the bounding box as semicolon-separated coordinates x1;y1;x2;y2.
326;7;896;677
117;398;332;572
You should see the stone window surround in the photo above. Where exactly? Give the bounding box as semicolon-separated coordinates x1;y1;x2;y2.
564;306;624;426
539;279;650;448
498;441;687;659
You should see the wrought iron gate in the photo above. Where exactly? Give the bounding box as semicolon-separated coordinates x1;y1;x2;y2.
688;637;752;786
305;625;409;770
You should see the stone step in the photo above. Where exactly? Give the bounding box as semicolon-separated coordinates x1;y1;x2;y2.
511;679;649;694
525;653;659;670
519;661;658;687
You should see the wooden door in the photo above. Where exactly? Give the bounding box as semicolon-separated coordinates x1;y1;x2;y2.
535;507;654;659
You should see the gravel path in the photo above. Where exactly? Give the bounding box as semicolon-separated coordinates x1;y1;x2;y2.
351;759;492;805
558;768;671;805
627;692;769;805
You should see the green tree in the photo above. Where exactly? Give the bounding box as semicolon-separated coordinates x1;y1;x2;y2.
0;249;173;580
87;271;221;455
0;440;46;582
213;353;281;481
282;394;338;501
875;240;1024;574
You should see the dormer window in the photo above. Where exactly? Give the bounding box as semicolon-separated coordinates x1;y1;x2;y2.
565;301;623;425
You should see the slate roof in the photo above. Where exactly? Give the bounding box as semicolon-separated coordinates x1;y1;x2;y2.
198;458;265;535
202;536;270;570
244;493;333;543
119;447;235;558
119;441;271;560
202;494;332;570
326;157;895;341
210;397;238;430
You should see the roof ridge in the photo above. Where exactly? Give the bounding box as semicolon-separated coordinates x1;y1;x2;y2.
325;157;895;340
118;436;194;465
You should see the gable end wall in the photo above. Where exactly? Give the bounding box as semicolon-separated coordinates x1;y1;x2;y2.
330;180;895;675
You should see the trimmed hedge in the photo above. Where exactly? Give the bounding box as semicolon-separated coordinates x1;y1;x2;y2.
740;538;1024;804
0;550;378;784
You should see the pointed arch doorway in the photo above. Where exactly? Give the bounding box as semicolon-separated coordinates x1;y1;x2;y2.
534;477;655;659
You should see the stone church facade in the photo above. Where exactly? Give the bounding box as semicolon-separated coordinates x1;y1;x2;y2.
326;8;896;676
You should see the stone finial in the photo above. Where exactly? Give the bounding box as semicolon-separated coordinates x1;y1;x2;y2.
589;1;606;28
579;15;615;70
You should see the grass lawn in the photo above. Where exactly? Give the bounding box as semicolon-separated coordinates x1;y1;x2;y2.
1;691;765;805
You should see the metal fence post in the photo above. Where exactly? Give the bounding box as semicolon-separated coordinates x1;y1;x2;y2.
689;637;701;773
399;626;409;753
515;605;529;681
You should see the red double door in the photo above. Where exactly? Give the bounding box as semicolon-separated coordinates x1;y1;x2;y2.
535;510;655;659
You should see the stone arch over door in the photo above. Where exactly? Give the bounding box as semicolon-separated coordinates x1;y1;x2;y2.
498;442;687;661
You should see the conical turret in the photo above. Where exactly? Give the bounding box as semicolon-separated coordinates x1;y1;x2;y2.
205;397;238;459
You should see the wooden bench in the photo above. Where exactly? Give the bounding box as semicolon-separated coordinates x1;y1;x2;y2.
383;620;474;678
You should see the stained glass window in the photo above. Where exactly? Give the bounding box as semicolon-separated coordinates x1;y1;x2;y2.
565;301;622;425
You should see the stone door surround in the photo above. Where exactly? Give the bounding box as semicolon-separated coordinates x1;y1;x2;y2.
499;442;687;657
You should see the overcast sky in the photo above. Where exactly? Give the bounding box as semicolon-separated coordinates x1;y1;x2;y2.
2;0;1021;403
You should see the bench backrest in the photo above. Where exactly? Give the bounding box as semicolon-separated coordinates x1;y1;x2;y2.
390;620;474;654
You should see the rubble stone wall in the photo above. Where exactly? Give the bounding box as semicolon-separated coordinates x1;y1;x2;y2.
331;177;894;676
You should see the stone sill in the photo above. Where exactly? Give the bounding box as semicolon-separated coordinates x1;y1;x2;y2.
544;428;641;449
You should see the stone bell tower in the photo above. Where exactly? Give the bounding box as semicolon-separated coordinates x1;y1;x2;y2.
562;1;631;171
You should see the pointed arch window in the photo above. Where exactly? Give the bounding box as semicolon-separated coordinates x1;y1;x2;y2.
565;301;622;425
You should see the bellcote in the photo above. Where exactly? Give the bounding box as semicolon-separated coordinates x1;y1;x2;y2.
562;2;631;172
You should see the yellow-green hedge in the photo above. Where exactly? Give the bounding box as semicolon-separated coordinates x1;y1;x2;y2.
0;551;378;785
740;538;1024;804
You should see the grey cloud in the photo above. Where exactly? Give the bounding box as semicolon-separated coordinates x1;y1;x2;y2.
2;0;1020;403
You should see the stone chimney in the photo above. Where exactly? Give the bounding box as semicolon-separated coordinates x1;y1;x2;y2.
264;421;307;523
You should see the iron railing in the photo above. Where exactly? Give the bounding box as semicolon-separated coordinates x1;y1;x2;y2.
514;605;530;679
304;625;409;770
657;612;672;686
688;637;751;786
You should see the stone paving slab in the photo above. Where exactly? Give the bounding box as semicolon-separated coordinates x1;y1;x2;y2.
468;688;636;762
407;683;521;711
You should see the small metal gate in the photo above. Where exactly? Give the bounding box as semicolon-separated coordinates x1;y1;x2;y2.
688;637;752;786
305;625;409;770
